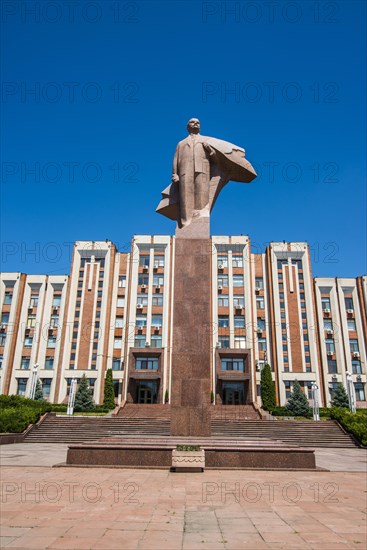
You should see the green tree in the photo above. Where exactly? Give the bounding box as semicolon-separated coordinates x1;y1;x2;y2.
74;375;95;412
286;380;312;417
34;379;44;401
331;383;349;408
103;369;116;410
260;364;276;411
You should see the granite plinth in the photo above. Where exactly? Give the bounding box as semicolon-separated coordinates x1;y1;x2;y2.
171;237;212;436
66;437;316;470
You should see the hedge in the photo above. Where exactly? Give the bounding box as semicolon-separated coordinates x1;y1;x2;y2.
0;395;51;433
330;407;367;446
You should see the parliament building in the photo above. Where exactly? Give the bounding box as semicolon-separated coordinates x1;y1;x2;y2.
1;236;366;408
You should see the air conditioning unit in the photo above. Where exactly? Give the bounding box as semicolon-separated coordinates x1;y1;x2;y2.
215;342;221;349
255;288;260;294
327;329;333;335
156;285;161;290
256;326;262;334
0;324;5;331
218;285;223;291
28;306;33;311
141;284;146;290
327;351;333;356
145;341;150;347
218;264;224;270
353;351;360;358
347;309;354;314
142;265;148;271
324;308;330;314
137;303;143;309
153;325;160;331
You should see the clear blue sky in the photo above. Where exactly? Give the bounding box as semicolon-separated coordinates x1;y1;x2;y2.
1;0;366;277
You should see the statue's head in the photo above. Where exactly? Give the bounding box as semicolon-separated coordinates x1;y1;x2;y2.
187;118;200;134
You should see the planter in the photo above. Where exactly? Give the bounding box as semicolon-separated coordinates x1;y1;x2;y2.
172;449;205;472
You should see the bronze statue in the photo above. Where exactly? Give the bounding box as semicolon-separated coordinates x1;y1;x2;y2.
156;118;257;230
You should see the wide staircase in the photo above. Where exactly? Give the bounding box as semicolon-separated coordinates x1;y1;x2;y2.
25;405;171;443
211;418;358;448
211;405;261;421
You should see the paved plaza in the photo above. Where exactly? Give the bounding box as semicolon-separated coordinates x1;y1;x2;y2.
1;444;366;549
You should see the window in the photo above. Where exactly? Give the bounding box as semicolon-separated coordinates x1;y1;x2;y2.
137;295;148;306
0;355;3;369
325;339;335;353
257;318;266;330
218;295;229;307
47;337;56;348
30;294;39;307
52;295;61;307
233;296;244;308
151;335;162;348
4;293;12;305
117;297;125;308
20;357;30;370
24;336;33;348
16;378;28;396
0;313;9;325
232;255;243;268
217;255;228;268
134;335;145;348
114;338;122;349
350;339;359;353
27;315;36;328
258;337;267;351
45;357;54;370
323;319;333;331
153;275;164;286
138;275;149;286
277;260;285;269
234;316;245;328
139;256;150;267
322;297;331;311
221;358;244;371
50;315;59;328
218;336;230;349
118;275;126;288
347;319;356;331
154;256;165;268
152;295;163;306
255;277;264;289
284;380;291;399
327;359;337;374
136;357;159;370
217;275;228;287
41;379;52;398
344;297;353;311
256;297;265;309
354;383;365;401
352;360;362;374
279;293;284;300
300;293;305;300
115;316;124;328
234;336;246;349
136;315;147;327
152;315;163;327
112;358;122;371
0;334;7;346
233;275;244;287
218;315;229;328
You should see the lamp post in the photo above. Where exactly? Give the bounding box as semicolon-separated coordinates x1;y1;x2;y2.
311;382;320;421
67;378;77;416
345;371;356;413
28;363;39;399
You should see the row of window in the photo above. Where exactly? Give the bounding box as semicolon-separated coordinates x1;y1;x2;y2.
325;338;360;354
322;296;354;311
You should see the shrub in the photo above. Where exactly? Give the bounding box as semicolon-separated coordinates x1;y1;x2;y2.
34;380;45;401
260;364;276;411
330;408;367;446
286;380;312;418
0;395;51;433
103;369;116;410
331;383;349;408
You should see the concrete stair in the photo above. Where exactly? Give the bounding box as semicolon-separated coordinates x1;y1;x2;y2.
211;419;358;448
24;412;170;443
211;405;260;421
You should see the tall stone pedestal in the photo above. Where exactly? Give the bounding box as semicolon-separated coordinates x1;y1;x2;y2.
170;230;212;436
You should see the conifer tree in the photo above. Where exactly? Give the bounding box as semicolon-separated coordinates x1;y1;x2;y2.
34;379;44;401
103;369;116;410
260;364;276;411
331;382;349;408
74;375;95;412
286;379;312;417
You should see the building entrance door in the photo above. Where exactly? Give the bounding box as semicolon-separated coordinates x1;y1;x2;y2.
136;381;158;404
222;382;244;405
138;387;153;404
